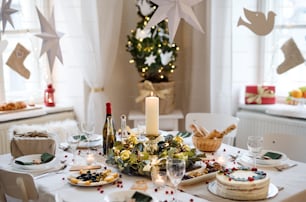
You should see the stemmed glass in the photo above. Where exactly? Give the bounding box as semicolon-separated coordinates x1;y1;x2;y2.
67;134;81;165
166;158;186;202
80;122;95;153
247;136;264;168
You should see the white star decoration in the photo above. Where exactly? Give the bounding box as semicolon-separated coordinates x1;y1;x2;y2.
145;0;204;43
145;53;157;66
35;7;64;73
0;0;18;33
136;28;152;40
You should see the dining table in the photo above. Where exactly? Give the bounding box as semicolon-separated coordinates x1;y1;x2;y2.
0;133;306;202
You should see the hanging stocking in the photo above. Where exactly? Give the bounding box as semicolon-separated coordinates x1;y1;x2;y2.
277;38;305;74
6;43;31;79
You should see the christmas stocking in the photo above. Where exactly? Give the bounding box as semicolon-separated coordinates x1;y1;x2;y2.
6;43;31;79
277;38;305;74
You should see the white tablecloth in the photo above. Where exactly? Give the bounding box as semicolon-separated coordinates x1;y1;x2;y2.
1;143;306;202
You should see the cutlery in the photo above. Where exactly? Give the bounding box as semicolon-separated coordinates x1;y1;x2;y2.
275;163;297;171
34;164;67;179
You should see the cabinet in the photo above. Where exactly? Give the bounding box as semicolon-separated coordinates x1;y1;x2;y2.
128;109;183;131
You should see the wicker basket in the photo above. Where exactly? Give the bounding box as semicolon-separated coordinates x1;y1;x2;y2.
192;135;222;152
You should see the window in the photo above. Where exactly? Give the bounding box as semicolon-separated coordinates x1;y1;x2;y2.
0;0;49;103
263;0;306;97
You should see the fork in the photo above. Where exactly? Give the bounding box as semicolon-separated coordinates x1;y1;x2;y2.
274;163;297;171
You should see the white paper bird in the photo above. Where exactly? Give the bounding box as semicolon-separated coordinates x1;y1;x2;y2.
136;28;152;40
0;0;18;33
145;0;204;43
35;7;64;73
136;0;155;16
237;8;276;36
160;51;173;66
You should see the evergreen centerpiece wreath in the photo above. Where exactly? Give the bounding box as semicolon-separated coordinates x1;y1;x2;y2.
106;133;205;177
126;0;179;83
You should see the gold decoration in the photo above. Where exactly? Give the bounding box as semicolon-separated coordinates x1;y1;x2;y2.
135;80;171;103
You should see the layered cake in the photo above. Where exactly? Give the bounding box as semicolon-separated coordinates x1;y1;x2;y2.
216;167;270;200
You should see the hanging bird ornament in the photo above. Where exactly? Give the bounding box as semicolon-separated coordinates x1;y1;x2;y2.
237;8;276;36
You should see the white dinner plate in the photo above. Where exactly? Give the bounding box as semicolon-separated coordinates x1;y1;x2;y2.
180;167;217;186
12;154;57;171
103;190;158;202
208;181;278;200
78;134;102;148
239;150;287;167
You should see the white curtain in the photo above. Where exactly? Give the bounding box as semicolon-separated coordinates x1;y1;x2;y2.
80;0;123;132
209;0;233;114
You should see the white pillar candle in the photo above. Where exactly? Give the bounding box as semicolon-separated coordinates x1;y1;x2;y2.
145;94;159;135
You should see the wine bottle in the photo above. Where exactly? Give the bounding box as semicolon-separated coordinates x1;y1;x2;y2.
102;102;115;155
106;116;116;156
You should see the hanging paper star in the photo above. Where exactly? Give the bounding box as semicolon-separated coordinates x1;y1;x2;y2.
35;7;64;73
0;0;18;33
145;53;157;66
145;0;204;43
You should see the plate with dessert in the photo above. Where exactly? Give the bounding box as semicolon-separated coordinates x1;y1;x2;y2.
239;150;287;167
67;169;119;187
180;161;222;186
208;167;278;201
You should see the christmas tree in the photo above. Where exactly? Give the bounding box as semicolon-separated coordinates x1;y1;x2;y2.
126;0;179;83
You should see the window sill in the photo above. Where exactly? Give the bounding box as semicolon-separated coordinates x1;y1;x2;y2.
0;105;74;123
239;103;306;120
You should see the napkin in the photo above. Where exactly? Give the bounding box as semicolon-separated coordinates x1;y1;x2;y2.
131;191;152;202
15;153;55;165
10;136;56;158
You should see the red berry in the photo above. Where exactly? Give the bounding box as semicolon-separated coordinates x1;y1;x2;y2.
190;199;194;202
248;177;254;181
154;188;158;192
223;149;226;152
171;190;174;194
100;190;104;193
165;190;169;194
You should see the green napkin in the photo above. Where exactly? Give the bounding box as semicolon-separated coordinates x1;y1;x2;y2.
131;191;152;202
15;153;55;165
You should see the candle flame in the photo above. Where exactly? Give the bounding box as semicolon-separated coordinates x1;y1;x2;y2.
150;91;154;96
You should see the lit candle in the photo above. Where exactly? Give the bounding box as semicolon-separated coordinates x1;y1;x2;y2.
86;154;95;165
145;94;159;135
28;96;35;106
154;175;165;187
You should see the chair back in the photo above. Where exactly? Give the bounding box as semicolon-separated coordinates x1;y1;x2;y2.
0;169;39;202
185;113;239;145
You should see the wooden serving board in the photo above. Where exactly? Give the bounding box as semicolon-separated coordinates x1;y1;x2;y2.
69;165;102;171
0;106;42;114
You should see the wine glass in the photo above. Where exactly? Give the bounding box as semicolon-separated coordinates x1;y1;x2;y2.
80;122;95;153
67;134;81;165
166;158;186;202
247;136;264;168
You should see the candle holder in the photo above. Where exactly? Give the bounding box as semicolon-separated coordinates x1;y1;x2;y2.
145;133;160;155
151;166;167;188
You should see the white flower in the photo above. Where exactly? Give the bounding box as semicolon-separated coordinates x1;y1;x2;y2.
143;164;152;172
135;28;151;41
160;51;173;65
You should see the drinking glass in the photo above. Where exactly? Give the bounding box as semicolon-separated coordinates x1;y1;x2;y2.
166;158;186;202
67;134;81;165
247;136;263;168
80;122;95;153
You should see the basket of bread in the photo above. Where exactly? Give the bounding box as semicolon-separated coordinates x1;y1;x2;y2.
190;123;237;152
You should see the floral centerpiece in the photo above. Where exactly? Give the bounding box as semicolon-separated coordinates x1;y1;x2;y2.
106;133;205;177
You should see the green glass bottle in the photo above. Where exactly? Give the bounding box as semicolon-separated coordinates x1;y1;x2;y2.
102;102;115;155
106;116;116;156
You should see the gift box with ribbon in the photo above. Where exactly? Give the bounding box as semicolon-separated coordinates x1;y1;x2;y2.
245;85;276;104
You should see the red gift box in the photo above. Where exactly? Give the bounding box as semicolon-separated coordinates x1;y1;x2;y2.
245;85;276;104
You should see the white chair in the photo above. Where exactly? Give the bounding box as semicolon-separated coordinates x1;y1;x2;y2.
185;113;240;146
263;133;306;163
0;169;39;202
